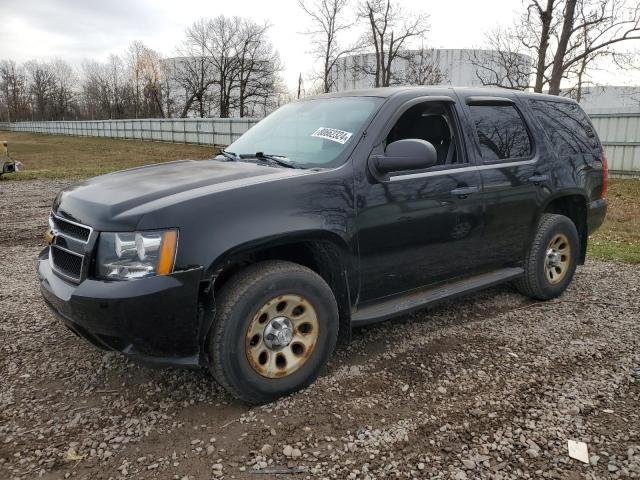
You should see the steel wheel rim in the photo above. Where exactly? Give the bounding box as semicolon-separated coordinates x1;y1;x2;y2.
544;233;571;285
245;294;319;378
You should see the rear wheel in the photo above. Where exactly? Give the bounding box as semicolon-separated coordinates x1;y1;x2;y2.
207;260;339;404
515;213;579;300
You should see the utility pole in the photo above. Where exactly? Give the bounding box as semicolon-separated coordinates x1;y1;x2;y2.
5;87;10;123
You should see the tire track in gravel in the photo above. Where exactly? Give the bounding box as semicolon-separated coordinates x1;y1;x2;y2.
220;289;639;479
0;179;69;246
76;263;638;479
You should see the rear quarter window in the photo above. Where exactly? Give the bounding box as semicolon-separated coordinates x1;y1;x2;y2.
529;100;599;156
468;105;533;161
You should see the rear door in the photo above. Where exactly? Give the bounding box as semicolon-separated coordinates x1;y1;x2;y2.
459;96;540;268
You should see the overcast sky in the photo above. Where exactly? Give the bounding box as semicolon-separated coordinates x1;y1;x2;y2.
1;0;638;88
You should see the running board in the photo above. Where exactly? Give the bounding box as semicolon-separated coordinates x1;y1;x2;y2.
351;267;524;326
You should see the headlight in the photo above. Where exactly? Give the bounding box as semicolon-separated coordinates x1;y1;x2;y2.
96;229;178;280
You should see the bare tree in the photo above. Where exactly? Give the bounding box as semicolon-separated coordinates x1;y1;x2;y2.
562;0;640;97
0;60;30;122
298;0;354;93
80;55;135;120
127;41;148;118
467;30;534;90
206;16;244;118
1;14;284;122
139;48;166;117
474;0;640;95
528;0;558;92
80;61;104;120
172;20;217;118
356;0;429;87
25;61;55;120
107;54;131;118
235;19;282;117
49;60;77;120
551;0;640;94
159;60;175;118
401;45;447;85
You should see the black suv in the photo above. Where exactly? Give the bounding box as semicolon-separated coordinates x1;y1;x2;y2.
38;87;608;403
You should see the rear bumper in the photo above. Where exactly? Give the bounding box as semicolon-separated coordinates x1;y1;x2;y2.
587;198;608;234
38;247;205;368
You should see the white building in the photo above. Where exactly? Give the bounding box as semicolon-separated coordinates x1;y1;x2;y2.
563;86;640;113
330;48;532;91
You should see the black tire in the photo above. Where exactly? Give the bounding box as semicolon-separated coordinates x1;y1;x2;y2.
207;260;339;404
515;213;579;300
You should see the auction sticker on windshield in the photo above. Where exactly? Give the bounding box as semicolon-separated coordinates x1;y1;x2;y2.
311;127;353;145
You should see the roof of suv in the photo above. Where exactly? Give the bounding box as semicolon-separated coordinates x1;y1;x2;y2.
315;86;579;105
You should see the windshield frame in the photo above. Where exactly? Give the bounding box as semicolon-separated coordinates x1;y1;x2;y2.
226;95;387;170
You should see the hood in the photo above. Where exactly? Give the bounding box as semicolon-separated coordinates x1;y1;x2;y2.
54;159;308;231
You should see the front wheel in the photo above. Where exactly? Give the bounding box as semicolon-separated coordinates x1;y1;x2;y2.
207;260;339;404
515;213;579;300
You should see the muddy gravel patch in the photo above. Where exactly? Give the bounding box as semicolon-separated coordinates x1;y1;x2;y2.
0;179;639;480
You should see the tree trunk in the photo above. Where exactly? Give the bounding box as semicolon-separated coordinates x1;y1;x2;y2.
239;80;246;118
323;42;331;93
548;0;577;95
383;32;394;87
575;56;587;102
368;9;381;88
534;0;555;93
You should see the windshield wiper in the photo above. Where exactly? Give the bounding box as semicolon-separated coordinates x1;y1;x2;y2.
217;150;239;161
254;152;298;169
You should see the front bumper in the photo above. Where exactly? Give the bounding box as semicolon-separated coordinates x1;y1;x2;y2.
587;198;608;234
38;247;205;368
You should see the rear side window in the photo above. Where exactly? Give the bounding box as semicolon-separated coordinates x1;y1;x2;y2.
468;105;533;161
529;100;599;156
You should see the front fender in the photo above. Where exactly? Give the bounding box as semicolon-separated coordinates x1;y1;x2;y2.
204;229;354;279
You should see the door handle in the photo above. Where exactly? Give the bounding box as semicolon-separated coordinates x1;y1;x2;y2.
528;174;549;185
450;186;479;199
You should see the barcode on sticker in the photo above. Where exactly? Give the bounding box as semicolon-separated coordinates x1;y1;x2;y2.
311;127;353;145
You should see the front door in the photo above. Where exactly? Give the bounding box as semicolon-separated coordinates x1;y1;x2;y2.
355;99;485;303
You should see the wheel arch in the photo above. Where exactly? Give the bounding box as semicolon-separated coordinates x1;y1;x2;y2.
199;231;354;356
540;192;589;264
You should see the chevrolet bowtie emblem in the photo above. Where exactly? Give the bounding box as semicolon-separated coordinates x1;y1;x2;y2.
45;229;55;245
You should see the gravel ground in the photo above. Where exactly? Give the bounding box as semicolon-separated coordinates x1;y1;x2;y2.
1;179;639;480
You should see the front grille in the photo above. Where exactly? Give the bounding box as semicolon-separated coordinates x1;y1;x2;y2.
48;212;92;283
50;214;91;242
50;245;83;281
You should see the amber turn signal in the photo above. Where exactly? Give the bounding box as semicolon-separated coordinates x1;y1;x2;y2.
157;230;178;276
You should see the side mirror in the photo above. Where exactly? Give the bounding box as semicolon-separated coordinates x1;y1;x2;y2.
369;139;437;181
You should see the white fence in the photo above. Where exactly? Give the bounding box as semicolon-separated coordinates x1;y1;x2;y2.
0;111;638;175
0;118;260;147
588;112;640;177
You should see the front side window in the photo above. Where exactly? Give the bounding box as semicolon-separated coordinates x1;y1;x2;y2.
385;101;462;166
529;100;599;156
226;97;383;168
469;105;532;161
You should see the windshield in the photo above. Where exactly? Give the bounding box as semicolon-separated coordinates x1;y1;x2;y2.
226;96;383;168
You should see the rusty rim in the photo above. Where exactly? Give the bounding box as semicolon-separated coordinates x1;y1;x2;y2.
245;294;319;378
544;233;571;285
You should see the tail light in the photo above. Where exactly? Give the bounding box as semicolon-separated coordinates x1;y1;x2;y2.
600;149;608;199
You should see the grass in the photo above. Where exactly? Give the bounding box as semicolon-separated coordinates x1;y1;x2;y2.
1;131;638;263
588;179;640;264
0;131;216;180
